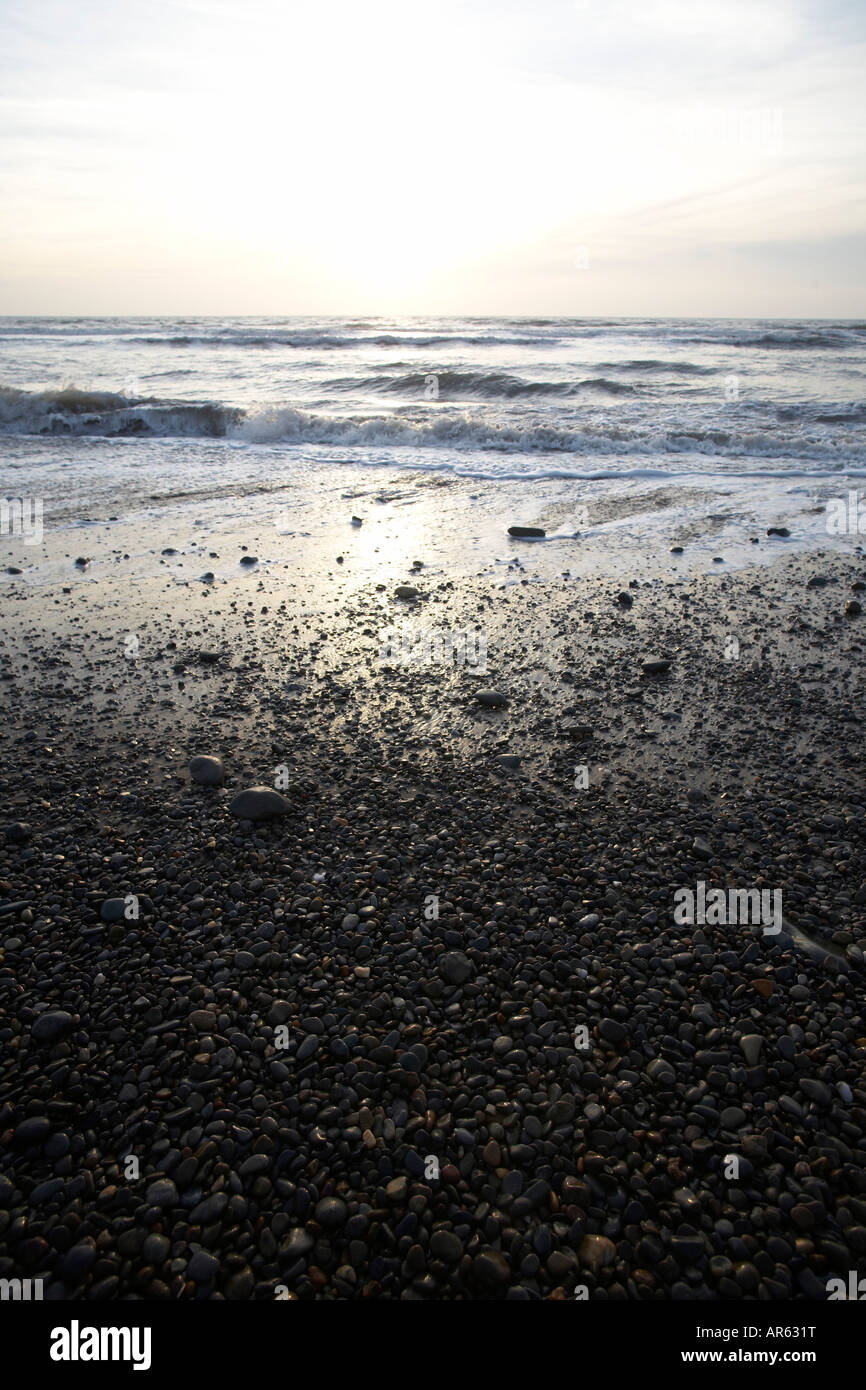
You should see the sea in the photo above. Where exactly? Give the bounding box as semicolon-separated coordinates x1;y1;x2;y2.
1;316;865;580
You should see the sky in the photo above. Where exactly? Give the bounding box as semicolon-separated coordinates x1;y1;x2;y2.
0;0;864;316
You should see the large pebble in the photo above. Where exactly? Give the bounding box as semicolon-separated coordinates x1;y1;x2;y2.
439;951;473;985
189;755;225;786
229;786;290;821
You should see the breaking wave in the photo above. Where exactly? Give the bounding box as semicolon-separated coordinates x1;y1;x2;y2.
1;384;862;467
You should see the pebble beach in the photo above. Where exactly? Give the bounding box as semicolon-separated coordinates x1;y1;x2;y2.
2;480;865;1301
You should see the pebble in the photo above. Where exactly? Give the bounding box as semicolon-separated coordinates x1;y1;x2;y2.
13;1116;50;1145
146;1179;178;1208
641;657;672;675
315;1197;347;1230
438;951;473;985
31;1010;73;1041
720;1106;747;1129
100;897;128;922
799;1078;832;1106
430;1230;463;1262
475;689;508;706
578;1235;616;1271
229;786;290;820
739;1035;763;1066
473;1250;511;1286
187;1250;220;1281
189;754;225;786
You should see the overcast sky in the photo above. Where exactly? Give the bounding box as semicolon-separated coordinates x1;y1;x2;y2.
1;0;864;315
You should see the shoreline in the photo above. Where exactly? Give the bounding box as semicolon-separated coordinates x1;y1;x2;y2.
2;457;864;596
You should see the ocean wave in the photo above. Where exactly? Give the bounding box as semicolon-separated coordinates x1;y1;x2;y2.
596;359;718;375
0;385;240;437
325;371;637;399
2;385;862;464
235;405;864;463
126;331;557;350
680;328;865;349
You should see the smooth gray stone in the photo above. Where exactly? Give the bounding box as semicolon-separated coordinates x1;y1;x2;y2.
100;897;128;922
229;786;289;821
439;951;473;985
740;1035;763;1066
187;1250;219;1281
189;754;225;786
476;689;508;707
31;1010;73;1041
641;657;672;675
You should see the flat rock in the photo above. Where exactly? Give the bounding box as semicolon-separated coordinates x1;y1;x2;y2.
496;754;521;769
229;786;290;821
507;525;545;538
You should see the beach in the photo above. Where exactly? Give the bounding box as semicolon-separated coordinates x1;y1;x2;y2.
1;462;865;1298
